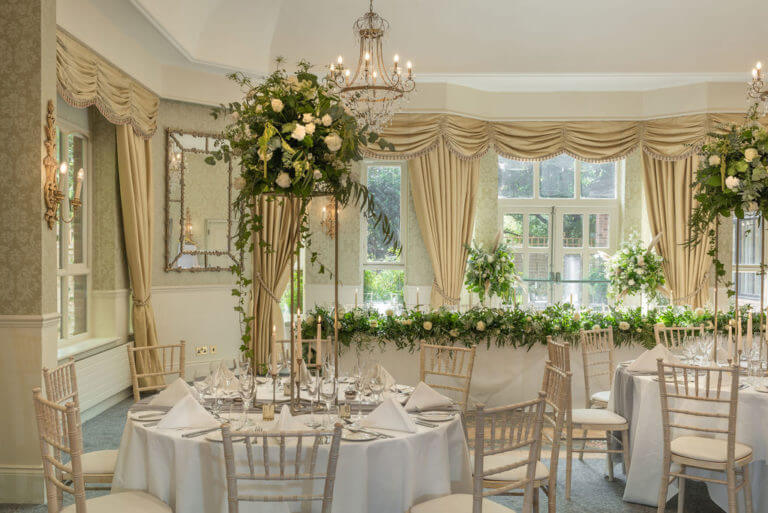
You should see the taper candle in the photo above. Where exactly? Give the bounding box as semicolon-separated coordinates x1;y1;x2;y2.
270;324;277;374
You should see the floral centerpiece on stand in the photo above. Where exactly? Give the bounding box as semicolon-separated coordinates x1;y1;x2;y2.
206;59;397;354
606;232;666;302
464;237;521;305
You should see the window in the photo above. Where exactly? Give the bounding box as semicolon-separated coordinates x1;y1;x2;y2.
733;215;763;307
498;154;619;308
57;123;91;343
362;163;405;310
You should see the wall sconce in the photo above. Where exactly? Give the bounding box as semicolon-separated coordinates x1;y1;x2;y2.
43;100;85;229
320;199;337;239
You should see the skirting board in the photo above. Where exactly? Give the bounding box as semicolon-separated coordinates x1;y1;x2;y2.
0;465;44;504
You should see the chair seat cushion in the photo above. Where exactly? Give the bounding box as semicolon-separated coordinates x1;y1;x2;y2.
410;493;515;513
671;436;752;463
472;450;549;482
571;408;627;425
591;390;610;404
81;449;118;475
62;491;171;513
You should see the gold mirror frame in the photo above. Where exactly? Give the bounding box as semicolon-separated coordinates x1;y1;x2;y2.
164;128;242;272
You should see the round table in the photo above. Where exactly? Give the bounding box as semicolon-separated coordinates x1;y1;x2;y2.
611;367;768;512
112;410;471;513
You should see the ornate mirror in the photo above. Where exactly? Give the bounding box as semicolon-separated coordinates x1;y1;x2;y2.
165;128;241;272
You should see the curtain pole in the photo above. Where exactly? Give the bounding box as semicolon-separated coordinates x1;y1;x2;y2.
713;219;719;363
333;198;340;399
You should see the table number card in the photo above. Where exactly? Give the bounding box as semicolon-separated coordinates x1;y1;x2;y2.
262;403;275;421
339;404;351;419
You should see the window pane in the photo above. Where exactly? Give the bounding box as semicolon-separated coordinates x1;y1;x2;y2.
734;216;761;266
587;253;609;307
279;269;303;320
366;166;401;263
363;269;404;308
588;213;609;248
498;158;534;198
562;214;583;248
735;271;761;308
503;213;524;247
528;213;550;247
527;253;549;307
67;275;87;337
580;162;616;198
539;154;575;198
67;134;86;265
562;254;582;305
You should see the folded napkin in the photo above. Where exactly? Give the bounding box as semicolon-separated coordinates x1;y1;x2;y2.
155;394;219;429
376;364;397;390
627;344;681;373
271;405;306;432
360;397;417;433
149;377;198;407
404;381;454;412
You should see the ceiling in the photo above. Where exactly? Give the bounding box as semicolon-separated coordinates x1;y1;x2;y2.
122;0;767;91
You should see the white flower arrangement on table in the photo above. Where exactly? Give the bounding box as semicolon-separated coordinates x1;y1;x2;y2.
464;236;521;305
606;232;667;302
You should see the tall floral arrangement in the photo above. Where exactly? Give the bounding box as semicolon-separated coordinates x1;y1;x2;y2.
464;240;520;304
607;232;666;301
206;60;397;354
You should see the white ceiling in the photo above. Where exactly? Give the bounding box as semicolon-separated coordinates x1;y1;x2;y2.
121;0;767;91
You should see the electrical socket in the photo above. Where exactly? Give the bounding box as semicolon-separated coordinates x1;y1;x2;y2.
195;346;208;356
209;345;217;355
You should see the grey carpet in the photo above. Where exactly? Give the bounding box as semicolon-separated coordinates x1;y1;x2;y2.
1;398;724;512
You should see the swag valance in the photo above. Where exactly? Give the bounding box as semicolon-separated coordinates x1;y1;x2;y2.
363;112;760;163
56;28;159;139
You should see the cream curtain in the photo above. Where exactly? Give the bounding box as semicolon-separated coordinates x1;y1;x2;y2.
116;125;162;385
643;154;711;308
57;28;159;139
409;142;479;307
251;197;303;364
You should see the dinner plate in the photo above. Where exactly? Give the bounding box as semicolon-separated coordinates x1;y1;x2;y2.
416;412;456;422
342;429;378;442
129;412;165;422
753;385;768;393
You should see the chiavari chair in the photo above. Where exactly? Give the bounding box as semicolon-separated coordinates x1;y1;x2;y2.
579;328;615;408
419;342;477;411
654;325;704;351
127;340;186;401
656;360;753;513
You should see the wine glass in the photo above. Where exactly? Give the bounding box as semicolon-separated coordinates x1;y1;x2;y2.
369;375;384;403
320;377;337;417
306;370;320;428
238;375;255;429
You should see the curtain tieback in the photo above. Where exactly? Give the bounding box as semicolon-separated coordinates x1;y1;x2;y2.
432;279;460;305
254;271;281;303
132;295;151;307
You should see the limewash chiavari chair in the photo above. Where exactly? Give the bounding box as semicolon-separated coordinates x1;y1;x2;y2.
220;422;343;513
32;388;172;513
482;345;572;513
411;393;547;513
656;360;753;513
565;328;630;498
419;342;477;410
42;359;117;488
654;325;704;351
547;336;570;373
127;340;186;401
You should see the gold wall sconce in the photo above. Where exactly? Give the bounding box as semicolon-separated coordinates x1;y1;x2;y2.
43;100;85;229
320;199;337;239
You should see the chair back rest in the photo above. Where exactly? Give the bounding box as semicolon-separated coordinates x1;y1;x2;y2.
32;387;86;513
654;325;704;350
541;362;571;460
546;336;571;373
220;423;343;513
419;342;477;410
43;358;79;410
656;360;740;463
127;341;186;401
466;394;547;513
579;328;614;408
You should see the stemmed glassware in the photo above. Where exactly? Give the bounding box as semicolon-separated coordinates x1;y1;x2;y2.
238;375;256;429
320;376;337;427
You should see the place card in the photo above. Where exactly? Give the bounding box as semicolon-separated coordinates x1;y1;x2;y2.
262;403;275;421
339;404;351;419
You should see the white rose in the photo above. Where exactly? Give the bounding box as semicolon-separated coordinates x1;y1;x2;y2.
449;329;460;338
233;177;246;190
486;255;495;263
321;114;333;126
404;319;413;326
324;133;342;152
708;155;721;166
725;176;741;191
385;309;394;317
305;122;316;135
369;320;378;328
628;279;636;286
636;327;642;333
694;307;705;316
275;172;292;188
270;98;284;112
619;321;630;331
476;321;486;332
291;124;306;141
423;321;432;331
745;148;759;163
746;201;759;212
302;113;313;123
592;324;601;330
313;169;322;180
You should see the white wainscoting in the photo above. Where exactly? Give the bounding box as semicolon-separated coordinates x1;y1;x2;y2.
74;342;132;421
151;284;241;376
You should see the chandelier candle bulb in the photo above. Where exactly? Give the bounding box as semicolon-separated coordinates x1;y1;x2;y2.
58;162;68;193
74;169;84;201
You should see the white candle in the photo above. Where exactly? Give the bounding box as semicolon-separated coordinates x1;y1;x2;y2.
354;288;358;309
74;168;84;201
416;287;420;306
747;313;753;353
270;325;277;374
58;162;68;193
316;315;322;367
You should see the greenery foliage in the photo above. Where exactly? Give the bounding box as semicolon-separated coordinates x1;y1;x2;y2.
464;240;520;304
607;232;666;301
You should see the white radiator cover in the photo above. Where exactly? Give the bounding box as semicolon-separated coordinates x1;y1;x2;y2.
74;342;131;413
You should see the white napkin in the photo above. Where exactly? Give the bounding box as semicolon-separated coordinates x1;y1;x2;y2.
404;381;454;412
299;360;311;387
376;364;397;390
271;405;306;432
155;394;219;429
361;397;417;433
149;377;198;407
627;344;681;373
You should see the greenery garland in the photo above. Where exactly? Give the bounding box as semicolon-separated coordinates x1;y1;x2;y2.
464;240;519;304
300;304;759;352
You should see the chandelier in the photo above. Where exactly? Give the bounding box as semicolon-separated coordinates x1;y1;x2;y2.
749;61;768;113
328;0;415;131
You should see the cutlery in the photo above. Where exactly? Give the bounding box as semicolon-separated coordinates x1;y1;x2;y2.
342;419;393;438
181;426;221;438
414;420;438;428
140;421;160;427
137;412;165;420
129;405;171;413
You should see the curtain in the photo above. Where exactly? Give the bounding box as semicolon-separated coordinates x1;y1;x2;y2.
116;125;162;385
251;196;303;364
409;141;479;307
643;154;711;308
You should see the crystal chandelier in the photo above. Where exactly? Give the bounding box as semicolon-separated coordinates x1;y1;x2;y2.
328;0;415;131
749;61;768;113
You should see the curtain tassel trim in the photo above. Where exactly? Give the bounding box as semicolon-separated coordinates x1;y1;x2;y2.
432;279;461;305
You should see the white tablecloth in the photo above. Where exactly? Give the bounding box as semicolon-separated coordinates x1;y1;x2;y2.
113;412;471;513
612;369;768;512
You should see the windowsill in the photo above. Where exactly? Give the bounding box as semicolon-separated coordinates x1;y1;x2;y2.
57;336;127;363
